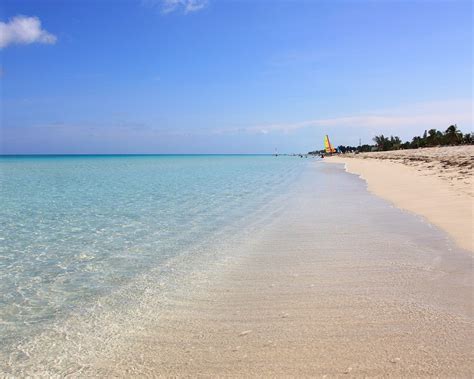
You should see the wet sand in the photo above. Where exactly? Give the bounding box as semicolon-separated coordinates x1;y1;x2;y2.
326;146;473;252
4;163;473;377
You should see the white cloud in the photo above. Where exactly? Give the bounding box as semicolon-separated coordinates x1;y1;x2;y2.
0;15;57;49
232;99;473;135
183;0;207;13
159;0;208;14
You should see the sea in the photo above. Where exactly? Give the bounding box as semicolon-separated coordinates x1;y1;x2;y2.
0;154;308;372
1;154;471;376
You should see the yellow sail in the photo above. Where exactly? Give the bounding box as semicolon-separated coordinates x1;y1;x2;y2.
324;135;336;153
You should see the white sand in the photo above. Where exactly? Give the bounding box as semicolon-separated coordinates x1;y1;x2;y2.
326;146;473;252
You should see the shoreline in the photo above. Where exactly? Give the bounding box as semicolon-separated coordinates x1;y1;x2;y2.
5;162;472;377
325;146;473;253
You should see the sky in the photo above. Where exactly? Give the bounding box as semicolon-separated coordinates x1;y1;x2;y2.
0;0;472;154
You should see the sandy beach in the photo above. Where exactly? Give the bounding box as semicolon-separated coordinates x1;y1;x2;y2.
7;160;472;377
325;146;473;253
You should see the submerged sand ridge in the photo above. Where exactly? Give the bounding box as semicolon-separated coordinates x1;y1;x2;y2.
326;146;474;252
6;162;472;377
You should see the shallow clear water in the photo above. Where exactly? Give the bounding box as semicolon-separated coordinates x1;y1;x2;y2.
1;156;472;376
0;155;307;354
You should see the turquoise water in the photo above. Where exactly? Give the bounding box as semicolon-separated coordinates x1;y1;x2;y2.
0;155;307;357
2;155;471;376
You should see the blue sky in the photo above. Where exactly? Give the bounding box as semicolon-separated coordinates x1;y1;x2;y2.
1;0;472;154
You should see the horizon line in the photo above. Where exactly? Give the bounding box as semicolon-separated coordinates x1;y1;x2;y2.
0;153;301;157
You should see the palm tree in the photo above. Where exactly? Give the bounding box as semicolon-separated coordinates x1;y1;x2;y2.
373;135;389;151
390;136;402;150
426;129;443;146
444;124;463;145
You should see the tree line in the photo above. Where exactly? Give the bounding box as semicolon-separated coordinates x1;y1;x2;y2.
309;125;473;155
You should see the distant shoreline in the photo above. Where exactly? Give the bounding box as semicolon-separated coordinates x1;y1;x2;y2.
325;146;473;252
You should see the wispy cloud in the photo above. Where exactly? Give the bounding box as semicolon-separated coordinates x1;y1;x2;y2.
0;15;57;49
143;0;208;14
215;99;473;136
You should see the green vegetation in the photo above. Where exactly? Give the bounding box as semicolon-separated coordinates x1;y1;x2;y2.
308;125;473;155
